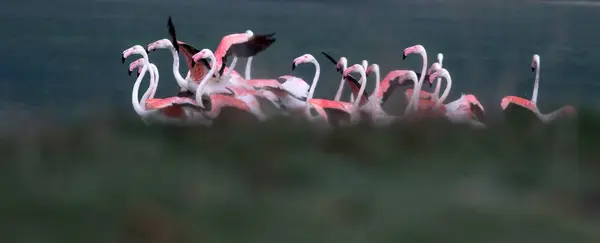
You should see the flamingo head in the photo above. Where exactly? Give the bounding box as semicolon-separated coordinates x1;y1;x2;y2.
128;58;145;76
343;64;365;79
437;53;444;65
292;54;316;70
361;60;369;70
427;62;442;76
532;54;540;72
335;57;348;73
192;48;214;65
428;68;449;88
403;44;425;60
147;39;173;53
122;45;146;63
365;63;379;77
500;97;511;110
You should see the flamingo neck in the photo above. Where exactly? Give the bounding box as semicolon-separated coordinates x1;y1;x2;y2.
334;62;347;101
223;56;238;81
150;64;159;98
305;59;321;118
532;64;540;104
406;75;422;115
132;61;151;116
169;46;188;89
140;63;156;108
374;67;380;101
195;54;217;105
353;68;367;107
418;52;428;87
245;57;253;80
434;73;451;109
433;61;443;102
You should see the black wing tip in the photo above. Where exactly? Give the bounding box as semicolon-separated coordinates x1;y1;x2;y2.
167;16;179;52
320;52;338;65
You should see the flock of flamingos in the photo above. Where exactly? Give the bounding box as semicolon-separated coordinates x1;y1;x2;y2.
120;16;576;128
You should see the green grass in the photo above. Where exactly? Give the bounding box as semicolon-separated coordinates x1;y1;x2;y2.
0;109;599;243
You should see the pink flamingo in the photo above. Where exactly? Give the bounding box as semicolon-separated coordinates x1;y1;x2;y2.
208;27;276;85
404;68;485;127
404;56;485;124
321;52;369;104
303;62;368;125
127;52;255;125
245;76;310;114
500;54;576;123
122;45;210;125
359;64;423;125
144;17;245;96
192;49;269;121
404;53;444;102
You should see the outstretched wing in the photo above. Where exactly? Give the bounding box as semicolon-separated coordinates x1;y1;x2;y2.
226;33;276;58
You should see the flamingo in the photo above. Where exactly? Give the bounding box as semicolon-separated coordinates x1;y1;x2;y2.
320;52;369;104
405;53;444;102
300;60;368;125
245;76;310;115
402;44;430;109
192;49;269;121
207;26;276;85
403;68;485;127
122;45;210;125
500;54;576;123
359;64;423;125
144;17;245;96
404;55;485;123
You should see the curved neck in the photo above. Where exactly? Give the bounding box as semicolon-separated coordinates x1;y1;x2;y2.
140;63;155;106
334;62;347;101
132;62;151;116
223;56;238;81
374;67;380;100
353;68;367;107
433;62;443;102
195;54;217;104
245;57;253;80
532;64;540;104
169;46;189;89
305;59;321;117
434;74;451;109
418;52;428;87
405;75;422;115
150;64;159;98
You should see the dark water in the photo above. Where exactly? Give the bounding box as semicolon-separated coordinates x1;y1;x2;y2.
1;0;599;119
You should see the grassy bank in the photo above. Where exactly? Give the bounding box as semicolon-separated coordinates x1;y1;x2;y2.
0;109;599;243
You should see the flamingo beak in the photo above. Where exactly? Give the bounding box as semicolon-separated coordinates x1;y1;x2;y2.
402;54;407;60
121;56;126;63
292;62;297;71
531;67;535;72
128;70;132;76
136;71;140;77
191;60;196;68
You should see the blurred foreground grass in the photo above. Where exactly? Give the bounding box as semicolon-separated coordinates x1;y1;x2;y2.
1;108;600;243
